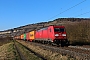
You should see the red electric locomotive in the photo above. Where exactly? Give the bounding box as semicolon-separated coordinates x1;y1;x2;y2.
35;25;69;46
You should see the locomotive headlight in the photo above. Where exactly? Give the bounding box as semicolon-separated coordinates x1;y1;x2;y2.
62;34;66;36
55;34;59;36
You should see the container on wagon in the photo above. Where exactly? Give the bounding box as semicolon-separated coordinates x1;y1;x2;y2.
23;33;26;41
30;31;35;42
26;32;30;41
20;34;24;40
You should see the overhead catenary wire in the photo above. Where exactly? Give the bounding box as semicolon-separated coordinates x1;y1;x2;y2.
75;11;90;17
48;0;87;20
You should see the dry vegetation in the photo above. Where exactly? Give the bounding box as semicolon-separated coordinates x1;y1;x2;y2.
17;40;75;60
65;20;90;45
0;41;20;60
0;37;12;46
0;40;43;60
16;41;42;60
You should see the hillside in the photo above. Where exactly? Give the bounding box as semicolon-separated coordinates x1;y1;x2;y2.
0;18;90;38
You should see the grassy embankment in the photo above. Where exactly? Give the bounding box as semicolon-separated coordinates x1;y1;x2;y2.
0;40;42;60
17;40;76;60
16;40;42;60
0;41;20;60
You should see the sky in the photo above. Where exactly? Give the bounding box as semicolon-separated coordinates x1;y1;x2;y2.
0;0;90;31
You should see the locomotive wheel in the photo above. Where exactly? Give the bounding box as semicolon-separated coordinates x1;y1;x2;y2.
61;41;65;47
61;44;64;47
51;43;56;46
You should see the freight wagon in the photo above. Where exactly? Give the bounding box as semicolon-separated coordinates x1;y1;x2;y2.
30;31;35;41
20;34;24;40
20;34;26;40
26;32;30;41
23;33;26;40
26;31;35;42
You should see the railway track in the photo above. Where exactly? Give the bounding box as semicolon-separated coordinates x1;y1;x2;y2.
26;41;90;60
14;40;47;60
69;46;90;50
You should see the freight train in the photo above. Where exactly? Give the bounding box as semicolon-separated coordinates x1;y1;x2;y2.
15;25;69;47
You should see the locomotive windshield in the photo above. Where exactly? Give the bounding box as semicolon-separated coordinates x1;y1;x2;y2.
54;28;65;32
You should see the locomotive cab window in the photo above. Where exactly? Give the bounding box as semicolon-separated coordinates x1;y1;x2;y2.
54;28;65;32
